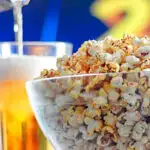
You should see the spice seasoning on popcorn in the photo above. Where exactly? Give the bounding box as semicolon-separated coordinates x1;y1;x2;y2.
38;35;150;150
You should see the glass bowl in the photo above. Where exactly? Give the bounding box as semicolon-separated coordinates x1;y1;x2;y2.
26;71;150;150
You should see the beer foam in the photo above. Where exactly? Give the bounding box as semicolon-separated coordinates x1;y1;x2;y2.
0;55;57;80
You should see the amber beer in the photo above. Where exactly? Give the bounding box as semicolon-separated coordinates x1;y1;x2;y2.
0;56;56;150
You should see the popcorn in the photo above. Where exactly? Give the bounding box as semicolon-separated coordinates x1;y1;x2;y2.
124;111;141;122
118;125;133;137
68;112;84;127
106;61;120;72
133;121;148;134
79;126;98;140
103;82;112;93
110;76;123;88
121;91;141;107
98;88;108;97
132;122;148;141
145;88;150;97
68;115;79;127
133;36;150;46
140;136;148;144
39;35;150;78
112;50;125;64
143;68;150;79
62;127;79;140
104;112;117;127
97;133;111;147
141;58;150;70
116;141;126;150
140;106;149;116
139;77;147;85
147;123;150;133
61;109;72;123
69;90;81;99
55;94;73;107
83;143;97;150
126;72;139;82
145;142;150;150
134;142;145;150
76;106;85;112
142;96;150;108
87;119;103;135
111;104;122;114
132;130;143;141
67;79;75;89
101;104;111;114
38;35;150;150
135;46;150;59
108;89;120;103
93;96;108;106
84;116;92;125
125;55;140;65
81;91;97;101
98;52;113;63
121;63;133;72
85;106;101;118
127;81;138;93
74;79;83;88
121;82;128;92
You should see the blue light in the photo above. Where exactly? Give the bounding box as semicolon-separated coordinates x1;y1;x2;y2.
41;0;61;41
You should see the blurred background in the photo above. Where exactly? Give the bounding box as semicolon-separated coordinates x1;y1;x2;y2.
0;0;150;150
1;0;150;52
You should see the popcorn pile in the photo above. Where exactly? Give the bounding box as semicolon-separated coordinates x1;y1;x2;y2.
40;34;150;78
38;35;150;150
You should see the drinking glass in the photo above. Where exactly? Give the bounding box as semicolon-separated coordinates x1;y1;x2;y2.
0;42;73;150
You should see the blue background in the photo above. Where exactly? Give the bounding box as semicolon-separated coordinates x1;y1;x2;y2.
0;0;108;52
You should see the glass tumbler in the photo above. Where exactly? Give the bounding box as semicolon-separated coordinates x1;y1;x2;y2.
0;42;73;150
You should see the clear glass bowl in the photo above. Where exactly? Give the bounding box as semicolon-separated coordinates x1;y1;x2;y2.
26;71;150;150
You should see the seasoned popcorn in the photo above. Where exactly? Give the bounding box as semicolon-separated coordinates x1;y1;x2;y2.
104;112;117;127
85;106;101;118
37;35;150;150
110;76;123;88
108;89;120;103
39;35;150;78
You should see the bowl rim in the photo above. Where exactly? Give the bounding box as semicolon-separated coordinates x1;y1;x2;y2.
26;70;150;84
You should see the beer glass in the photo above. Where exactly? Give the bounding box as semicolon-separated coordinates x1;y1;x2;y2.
0;42;73;150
